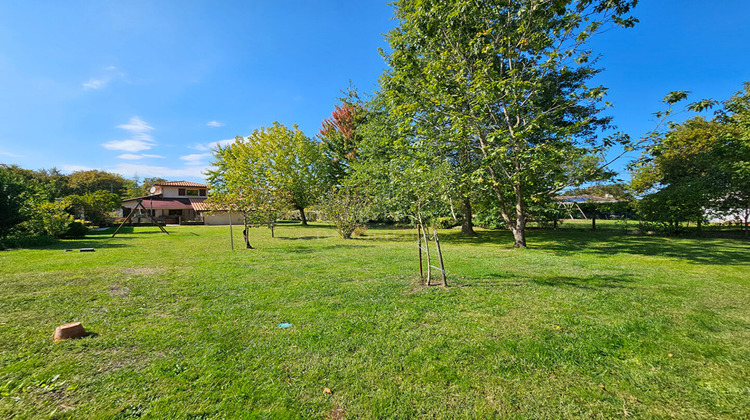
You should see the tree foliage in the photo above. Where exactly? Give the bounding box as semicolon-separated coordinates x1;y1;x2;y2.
65;190;122;226
630;83;750;235
65;170;129;197
379;0;637;247
0;165;32;238
318;94;367;183
207;122;327;231
318;187;372;239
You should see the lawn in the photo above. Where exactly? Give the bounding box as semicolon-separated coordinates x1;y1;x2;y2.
1;222;749;418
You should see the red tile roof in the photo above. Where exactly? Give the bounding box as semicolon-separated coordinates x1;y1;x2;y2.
189;198;211;211
153;181;209;188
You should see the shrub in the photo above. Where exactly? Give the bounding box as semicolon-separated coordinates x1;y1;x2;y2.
26;201;73;237
319;187;371;239
435;217;460;229
353;225;368;237
64;221;89;238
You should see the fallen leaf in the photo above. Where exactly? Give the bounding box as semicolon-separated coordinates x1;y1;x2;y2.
668;353;673;357
323;388;332;394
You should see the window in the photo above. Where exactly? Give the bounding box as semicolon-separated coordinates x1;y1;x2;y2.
178;188;186;196
169;209;183;216
186;189;200;196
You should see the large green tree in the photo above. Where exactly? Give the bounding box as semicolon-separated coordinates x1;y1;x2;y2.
0;165;32;239
631;83;750;235
207;122;328;227
380;0;637;247
65;170;129;197
630;117;724;232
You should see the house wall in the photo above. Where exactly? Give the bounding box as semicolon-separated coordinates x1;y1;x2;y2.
204;212;245;225
160;186;208;198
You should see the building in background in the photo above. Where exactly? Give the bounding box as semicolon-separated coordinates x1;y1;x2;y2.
121;181;243;225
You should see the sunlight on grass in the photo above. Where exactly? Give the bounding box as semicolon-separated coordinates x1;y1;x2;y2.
1;224;749;418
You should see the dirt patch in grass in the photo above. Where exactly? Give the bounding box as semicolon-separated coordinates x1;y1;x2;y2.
109;284;130;297
121;267;165;276
328;404;346;420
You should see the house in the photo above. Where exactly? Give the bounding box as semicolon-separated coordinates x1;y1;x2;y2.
121;181;243;225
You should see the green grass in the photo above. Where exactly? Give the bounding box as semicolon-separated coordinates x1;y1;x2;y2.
1;222;749;418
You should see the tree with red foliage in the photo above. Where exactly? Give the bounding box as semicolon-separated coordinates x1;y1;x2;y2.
318;94;366;183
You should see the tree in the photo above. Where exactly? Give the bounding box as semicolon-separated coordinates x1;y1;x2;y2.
65;170;129;197
263;123;328;225
318;88;367;184
208;122;327;227
380;0;637;247
0;165;32;239
716;83;750;236
65;190;122;226
630;117;724;233
630;83;750;236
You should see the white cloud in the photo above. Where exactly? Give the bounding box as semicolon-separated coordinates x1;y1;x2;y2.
83;78;108;90
61;164;94;173
0;150;23;158
180;153;212;166
192;138;235;151
117;117;154;136
118;153;164;160
206;120;224;127
82;66;125;90
111;163;208;180
102;116;156;152
103;139;153;152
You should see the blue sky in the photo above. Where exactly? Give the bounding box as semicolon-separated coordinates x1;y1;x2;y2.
1;1;748;183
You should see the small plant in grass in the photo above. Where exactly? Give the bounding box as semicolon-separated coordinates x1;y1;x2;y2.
319;187;371;239
353;225;368;237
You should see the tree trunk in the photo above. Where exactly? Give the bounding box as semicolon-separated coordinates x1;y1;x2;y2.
299;207;308;226
419;218;432;286
512;185;527;248
417;224;424;283
243;216;253;249
433;227;447;287
592;213;596;231
460;197;475;235
511;225;526;248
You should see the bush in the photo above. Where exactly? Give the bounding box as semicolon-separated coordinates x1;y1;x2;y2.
63;221;89;238
353;225;368;237
0;234;58;249
26;201;73;237
435;217;460;229
319;187;371;239
474;207;507;229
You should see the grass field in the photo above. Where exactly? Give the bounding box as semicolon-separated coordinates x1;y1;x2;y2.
1;222;749;418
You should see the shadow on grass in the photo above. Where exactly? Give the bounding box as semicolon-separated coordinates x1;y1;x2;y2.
532;230;750;266
88;226;170;236
276;235;332;241
455;272;633;290
436;228;750;266
281;244;375;253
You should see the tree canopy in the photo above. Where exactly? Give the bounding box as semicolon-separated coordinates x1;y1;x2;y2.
377;0;637;247
206;122;328;228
